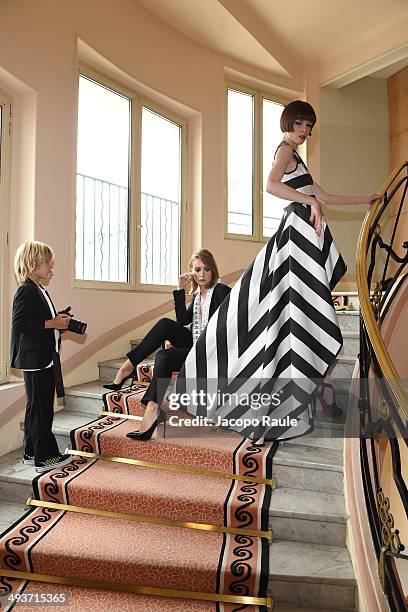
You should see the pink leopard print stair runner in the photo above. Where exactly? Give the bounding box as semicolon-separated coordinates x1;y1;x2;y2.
70;413;275;480
1;383;276;611
102;383;147;417
1;580;217;612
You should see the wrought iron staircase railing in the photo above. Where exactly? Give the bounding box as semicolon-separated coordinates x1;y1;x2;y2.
356;161;408;611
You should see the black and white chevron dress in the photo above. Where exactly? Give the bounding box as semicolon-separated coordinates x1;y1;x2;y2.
176;147;347;441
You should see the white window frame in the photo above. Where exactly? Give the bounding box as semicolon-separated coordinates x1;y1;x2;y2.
0;90;11;383
225;82;289;242
74;67;187;293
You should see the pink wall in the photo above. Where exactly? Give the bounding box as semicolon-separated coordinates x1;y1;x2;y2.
0;0;305;422
0;0;389;425
0;0;301;363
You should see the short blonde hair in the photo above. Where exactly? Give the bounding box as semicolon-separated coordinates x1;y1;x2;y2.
14;241;54;285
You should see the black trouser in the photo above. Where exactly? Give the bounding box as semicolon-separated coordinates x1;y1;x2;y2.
23;367;60;462
126;317;193;406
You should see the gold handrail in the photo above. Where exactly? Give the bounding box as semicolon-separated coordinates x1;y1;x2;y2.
356;161;408;421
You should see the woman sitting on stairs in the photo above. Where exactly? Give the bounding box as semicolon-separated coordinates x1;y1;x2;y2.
103;249;231;440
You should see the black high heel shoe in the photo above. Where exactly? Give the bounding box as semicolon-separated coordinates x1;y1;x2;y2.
318;382;343;419
103;370;136;391
126;409;167;441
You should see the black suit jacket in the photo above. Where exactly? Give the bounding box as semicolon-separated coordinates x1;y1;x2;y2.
10;279;59;370
173;282;231;327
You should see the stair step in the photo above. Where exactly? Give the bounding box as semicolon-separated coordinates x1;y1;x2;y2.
0;499;25;534
338;331;359;358
129;339;157;353
1;579;228;610
20;374;348;474
336;310;359;334
0;508;265;599
69;415;344;494
98;357;127;382
64;380;106;415
0;464;355;609
273;443;343;494
331;356;356;379
269;487;346;546
0;449;34;503
274;606;354;612
63;412;344;495
33;454;257;529
18;410;95;452
18;402;347;465
52;410;96;449
284;422;344;451
336;310;360;334
269;540;356;609
4;436;345;544
23;408;344;501
30;452;346;546
1;312;359;611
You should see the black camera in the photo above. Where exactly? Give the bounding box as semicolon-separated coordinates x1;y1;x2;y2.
59;306;87;335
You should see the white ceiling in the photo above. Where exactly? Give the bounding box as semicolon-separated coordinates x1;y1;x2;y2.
137;0;291;76
137;0;408;83
244;0;408;62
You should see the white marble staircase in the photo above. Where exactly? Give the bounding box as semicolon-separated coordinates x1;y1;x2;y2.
0;309;360;610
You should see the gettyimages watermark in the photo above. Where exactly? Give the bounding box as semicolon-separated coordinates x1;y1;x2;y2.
166;388;297;428
153;377;408;439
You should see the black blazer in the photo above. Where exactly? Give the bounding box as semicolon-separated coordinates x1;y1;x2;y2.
173;282;231;327
10;279;59;370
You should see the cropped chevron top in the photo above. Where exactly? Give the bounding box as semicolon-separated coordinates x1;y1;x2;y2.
277;141;315;201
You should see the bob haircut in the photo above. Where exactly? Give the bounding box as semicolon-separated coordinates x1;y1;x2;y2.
14;241;54;286
280;100;316;134
188;249;219;294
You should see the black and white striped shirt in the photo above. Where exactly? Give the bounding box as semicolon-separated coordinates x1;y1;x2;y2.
278;142;315;201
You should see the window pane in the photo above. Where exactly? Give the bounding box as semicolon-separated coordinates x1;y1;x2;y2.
263;98;285;237
227;89;254;235
76;75;130;282
140;107;181;286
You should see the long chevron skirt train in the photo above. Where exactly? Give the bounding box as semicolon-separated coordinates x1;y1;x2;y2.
175;202;347;442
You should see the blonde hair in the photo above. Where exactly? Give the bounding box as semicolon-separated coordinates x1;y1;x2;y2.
14;241;54;285
188;249;219;294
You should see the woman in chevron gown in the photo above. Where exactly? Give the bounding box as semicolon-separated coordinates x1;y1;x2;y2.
176;100;380;443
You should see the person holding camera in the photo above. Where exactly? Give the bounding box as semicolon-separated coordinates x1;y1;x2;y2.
10;241;73;473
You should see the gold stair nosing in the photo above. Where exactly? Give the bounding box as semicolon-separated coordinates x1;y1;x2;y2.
65;448;277;487
0;569;273;608
99;410;143;421
26;498;272;541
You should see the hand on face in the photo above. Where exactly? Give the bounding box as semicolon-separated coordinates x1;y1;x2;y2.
178;272;192;289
